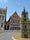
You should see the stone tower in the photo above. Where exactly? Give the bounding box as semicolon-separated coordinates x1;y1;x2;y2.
21;8;28;38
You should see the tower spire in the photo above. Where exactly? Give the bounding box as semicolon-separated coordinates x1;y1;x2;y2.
24;7;25;12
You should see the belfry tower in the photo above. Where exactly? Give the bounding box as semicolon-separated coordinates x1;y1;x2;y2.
21;8;28;38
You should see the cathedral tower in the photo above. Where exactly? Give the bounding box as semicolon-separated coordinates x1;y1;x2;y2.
21;8;28;38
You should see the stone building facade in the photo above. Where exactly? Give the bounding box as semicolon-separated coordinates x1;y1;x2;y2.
0;8;7;30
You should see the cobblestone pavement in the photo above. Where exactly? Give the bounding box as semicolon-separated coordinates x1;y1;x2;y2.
0;30;21;40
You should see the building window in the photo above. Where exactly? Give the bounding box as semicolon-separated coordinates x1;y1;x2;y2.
24;14;26;17
0;16;1;20
2;16;4;20
24;25;27;32
24;15;26;17
24;19;26;21
1;23;3;27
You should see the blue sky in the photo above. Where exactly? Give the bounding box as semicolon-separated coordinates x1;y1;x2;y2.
0;0;30;21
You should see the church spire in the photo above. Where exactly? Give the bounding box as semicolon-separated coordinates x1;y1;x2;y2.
24;7;25;12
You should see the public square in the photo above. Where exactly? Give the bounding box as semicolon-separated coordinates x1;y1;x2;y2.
0;30;20;40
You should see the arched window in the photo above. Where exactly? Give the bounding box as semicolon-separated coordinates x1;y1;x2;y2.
24;14;26;17
24;19;26;21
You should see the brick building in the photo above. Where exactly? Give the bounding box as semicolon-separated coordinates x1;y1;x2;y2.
6;12;20;30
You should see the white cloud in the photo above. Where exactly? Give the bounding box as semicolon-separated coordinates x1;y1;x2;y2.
0;0;8;4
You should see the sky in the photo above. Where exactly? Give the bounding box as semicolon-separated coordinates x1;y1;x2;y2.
0;0;30;21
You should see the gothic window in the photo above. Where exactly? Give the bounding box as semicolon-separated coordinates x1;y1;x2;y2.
24;14;26;17
24;25;27;32
24;15;26;17
24;19;26;21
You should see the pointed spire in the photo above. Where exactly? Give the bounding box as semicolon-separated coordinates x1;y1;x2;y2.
14;11;17;14
24;7;25;12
